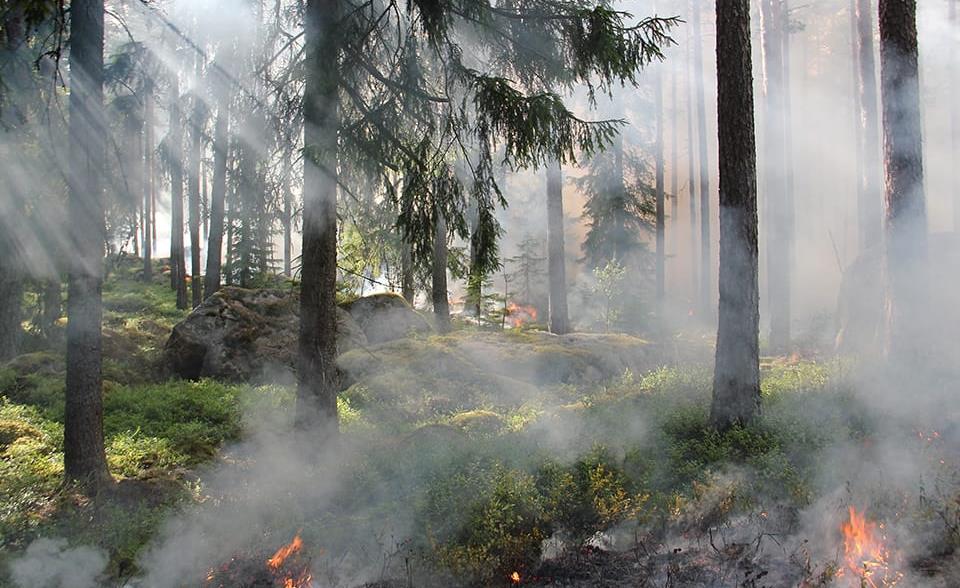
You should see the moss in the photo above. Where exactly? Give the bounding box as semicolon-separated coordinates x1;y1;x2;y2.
0;419;43;449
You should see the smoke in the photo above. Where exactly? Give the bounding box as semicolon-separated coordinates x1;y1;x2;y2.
8;538;108;588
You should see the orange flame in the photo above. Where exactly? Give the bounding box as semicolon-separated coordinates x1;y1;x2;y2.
507;303;538;327
510;571;521;584
839;507;902;588
267;533;304;570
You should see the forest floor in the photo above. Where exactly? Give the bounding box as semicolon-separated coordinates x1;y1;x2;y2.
1;260;959;587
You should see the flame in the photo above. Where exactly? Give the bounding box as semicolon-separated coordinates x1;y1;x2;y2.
267;533;304;570
510;571;521;584
507;302;537;327
839;507;902;588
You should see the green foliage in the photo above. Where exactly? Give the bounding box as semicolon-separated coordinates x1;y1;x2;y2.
537;446;646;546
590;260;628;331
420;463;547;582
577;140;657;269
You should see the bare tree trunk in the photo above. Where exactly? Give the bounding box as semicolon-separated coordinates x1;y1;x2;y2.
0;8;28;361
692;0;712;318
856;0;883;250
655;65;666;304
879;0;926;361
432;215;451;332
671;68;680;232
949;0;960;233
953;0;960;231
282;147;293;277
168;75;188;310
65;0;110;488
761;0;791;352
188;55;204;307
547;161;570;334
782;0;796;273
296;0;341;435
0;255;21;361
686;30;699;303
142;82;154;282
204;96;229;299
710;0;761;429
401;238;414;304
42;277;61;337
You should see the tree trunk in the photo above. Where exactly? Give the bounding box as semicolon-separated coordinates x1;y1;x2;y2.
670;68;680;233
401;237;414;304
282;147;293;277
710;0;761;429
432;215;451;332
168;75;188;310
655;65;666;304
204;96;229;299
546;161;569;334
0;6;26;362
42;276;61;337
782;0;796;278
686;30;699;302
142;82;154;282
692;0;712;318
188;55;204;308
761;0;791;352
65;0;110;487
953;0;960;232
878;0;926;360
856;0;883;250
296;0;341;436
0;254;21;361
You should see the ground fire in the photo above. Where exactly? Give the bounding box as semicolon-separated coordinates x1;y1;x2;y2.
506;303;538;327
838;507;902;588
203;533;313;588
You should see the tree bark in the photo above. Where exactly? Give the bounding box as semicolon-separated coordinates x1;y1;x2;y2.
546;161;569;334
671;68;680;233
692;0;712;318
42;276;61;337
710;0;761;429
282;147;293;277
878;0;926;360
432;215;451;332
204;96;229;299
655;65;666;304
0;254;21;362
142;82;154;282
952;0;960;232
760;0;791;352
65;0;110;487
168;75;188;310
401;236;414;304
686;30;699;302
0;6;27;362
856;0;883;250
296;0;341;436
188;55;204;307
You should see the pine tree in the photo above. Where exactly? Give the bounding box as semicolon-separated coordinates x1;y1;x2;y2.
878;0;926;360
710;0;761;429
64;0;111;488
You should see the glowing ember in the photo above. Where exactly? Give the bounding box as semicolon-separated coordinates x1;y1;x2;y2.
510;571;521;584
267;533;304;570
507;303;538;327
839;507;902;588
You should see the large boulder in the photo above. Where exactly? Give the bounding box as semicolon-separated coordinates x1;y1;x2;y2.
341;293;432;344
164;288;434;381
164;287;367;381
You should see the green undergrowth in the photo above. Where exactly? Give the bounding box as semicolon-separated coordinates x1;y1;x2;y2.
300;358;872;585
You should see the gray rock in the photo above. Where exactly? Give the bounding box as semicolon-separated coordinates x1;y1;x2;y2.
342;293;432;344
164;287;367;381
